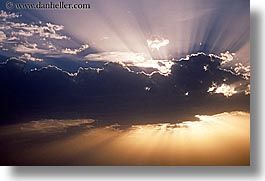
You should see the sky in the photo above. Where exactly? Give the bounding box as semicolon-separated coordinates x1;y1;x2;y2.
0;111;249;165
0;0;250;165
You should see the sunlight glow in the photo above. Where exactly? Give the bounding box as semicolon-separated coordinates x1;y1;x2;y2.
85;51;175;76
0;111;249;165
208;82;237;97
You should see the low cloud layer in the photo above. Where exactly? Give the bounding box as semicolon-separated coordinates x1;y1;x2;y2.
0;111;250;165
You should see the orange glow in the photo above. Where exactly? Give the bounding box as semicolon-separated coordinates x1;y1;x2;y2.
0;112;249;165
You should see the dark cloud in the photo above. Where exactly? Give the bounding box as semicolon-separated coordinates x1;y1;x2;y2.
0;54;249;125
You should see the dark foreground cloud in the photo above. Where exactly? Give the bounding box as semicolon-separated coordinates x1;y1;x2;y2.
0;54;249;125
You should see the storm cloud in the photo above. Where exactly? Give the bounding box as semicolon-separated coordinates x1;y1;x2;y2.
0;53;249;125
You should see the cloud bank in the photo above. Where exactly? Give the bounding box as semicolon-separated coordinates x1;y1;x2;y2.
0;53;249;125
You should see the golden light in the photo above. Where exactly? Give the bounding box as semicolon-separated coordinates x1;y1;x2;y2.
1;111;249;165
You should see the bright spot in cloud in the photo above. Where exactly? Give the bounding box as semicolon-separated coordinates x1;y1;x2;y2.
85;52;147;63
245;84;250;95
147;36;169;50
234;63;250;80
208;82;237;97
219;51;235;65
85;51;174;76
62;44;89;55
203;64;209;71
17;53;43;62
144;87;151;91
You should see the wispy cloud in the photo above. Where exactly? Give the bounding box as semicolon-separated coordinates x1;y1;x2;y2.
0;31;7;42
13;42;50;54
20;119;94;133
0;10;20;19
17;53;43;62
0;10;77;58
62;44;89;55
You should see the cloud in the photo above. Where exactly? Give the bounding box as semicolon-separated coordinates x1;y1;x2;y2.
39;23;68;40
0;53;249;125
86;51;148;62
7;36;20;41
6;22;68;40
219;51;235;65
207;80;250;97
233;63;250;80
11;30;34;37
17;53;43;62
62;44;89;55
85;51;174;76
0;31;7;42
0;10;73;58
200;51;250;81
0;11;67;41
207;82;237;97
137;122;189;131
245;84;250;95
14;42;49;54
147;36;169;50
0;10;19;19
20;119;94;133
0;111;249;165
